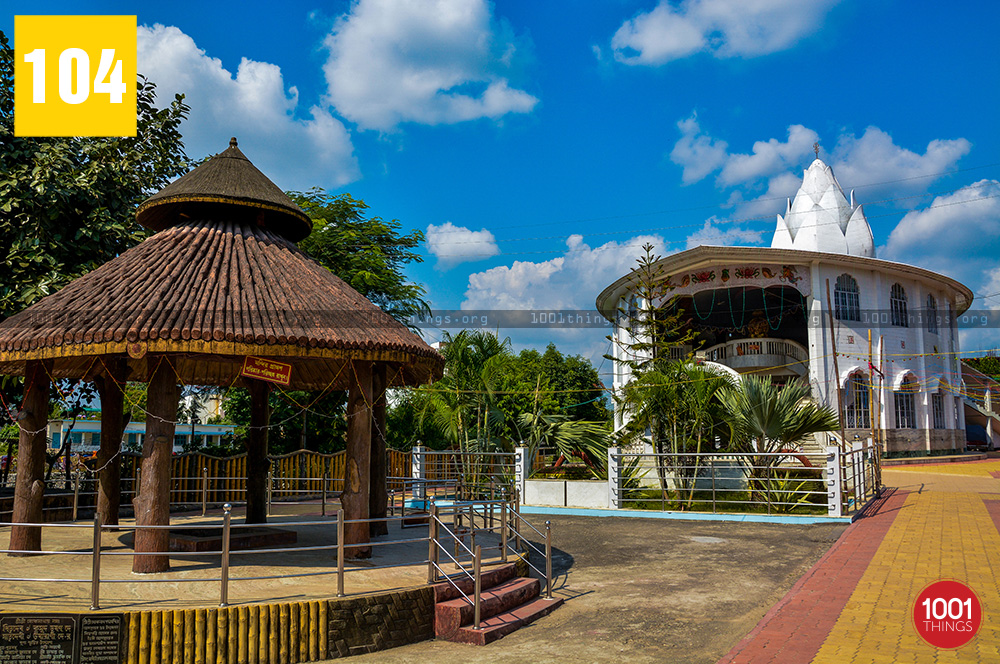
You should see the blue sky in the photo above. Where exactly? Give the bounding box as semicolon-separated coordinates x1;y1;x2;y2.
5;1;1000;366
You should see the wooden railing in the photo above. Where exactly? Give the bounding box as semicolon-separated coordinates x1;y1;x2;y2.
83;449;411;506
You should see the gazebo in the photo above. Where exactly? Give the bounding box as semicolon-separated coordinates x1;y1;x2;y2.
0;138;443;572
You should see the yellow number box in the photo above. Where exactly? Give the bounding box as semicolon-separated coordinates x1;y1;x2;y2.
14;15;137;137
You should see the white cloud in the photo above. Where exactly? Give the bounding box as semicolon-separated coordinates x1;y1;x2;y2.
883;180;1000;266
611;0;840;66
322;0;538;131
717;124;818;186
138;24;359;190
458;233;669;360
426;222;500;267
882;180;1000;352
685;218;764;249
462;234;667;311
670;115;729;185
669;118;971;204
830;127;972;196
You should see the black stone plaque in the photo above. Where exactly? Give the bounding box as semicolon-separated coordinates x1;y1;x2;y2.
0;613;125;664
78;615;124;664
0;615;76;663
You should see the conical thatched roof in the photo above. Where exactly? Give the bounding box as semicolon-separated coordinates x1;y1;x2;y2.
0;141;443;390
136;138;312;242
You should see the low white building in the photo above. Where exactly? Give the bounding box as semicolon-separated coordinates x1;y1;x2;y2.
46;419;236;454
597;158;973;454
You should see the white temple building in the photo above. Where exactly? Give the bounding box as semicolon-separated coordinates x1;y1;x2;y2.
597;158;973;454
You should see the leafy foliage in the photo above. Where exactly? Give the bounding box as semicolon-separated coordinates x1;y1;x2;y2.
606;243;698;374
716;375;838;503
412;330;611;472
220;387;347;455
0;31;190;321
964;356;1000;383
293;189;430;329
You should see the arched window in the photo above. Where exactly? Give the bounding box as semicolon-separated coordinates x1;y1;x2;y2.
894;376;918;429
932;391;945;429
834;274;860;322
845;373;870;429
890;283;908;327
926;294;938;334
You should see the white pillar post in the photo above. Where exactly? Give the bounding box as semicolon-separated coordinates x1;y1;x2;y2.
608;447;621;509
826;445;842;517
514;446;529;505
412;445;426;500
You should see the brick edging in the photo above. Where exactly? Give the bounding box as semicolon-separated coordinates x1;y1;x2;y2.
717;487;905;664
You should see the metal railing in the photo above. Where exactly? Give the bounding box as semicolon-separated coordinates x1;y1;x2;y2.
0;494;556;624
425;496;554;631
612;450;829;515
420;450;517;500
842;444;880;512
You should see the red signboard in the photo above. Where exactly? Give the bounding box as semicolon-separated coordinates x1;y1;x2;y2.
240;356;292;386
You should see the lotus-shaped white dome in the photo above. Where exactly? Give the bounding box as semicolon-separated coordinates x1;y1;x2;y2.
771;159;875;257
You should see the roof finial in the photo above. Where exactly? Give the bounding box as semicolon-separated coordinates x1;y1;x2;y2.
230;137;238;148
813;141;820;159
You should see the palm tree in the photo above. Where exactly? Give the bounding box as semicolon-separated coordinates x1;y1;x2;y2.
716;375;838;504
516;410;611;475
419;330;515;495
618;361;733;505
423;330;513;450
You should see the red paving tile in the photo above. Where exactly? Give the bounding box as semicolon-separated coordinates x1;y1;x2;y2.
717;488;907;664
983;498;1000;533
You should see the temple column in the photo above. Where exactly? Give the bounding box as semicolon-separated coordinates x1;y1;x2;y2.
245;379;271;524
133;357;180;573
94;356;127;526
369;363;388;537
8;359;52;554
342;360;372;558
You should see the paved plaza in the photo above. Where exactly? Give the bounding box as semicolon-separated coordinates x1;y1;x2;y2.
336;458;1000;663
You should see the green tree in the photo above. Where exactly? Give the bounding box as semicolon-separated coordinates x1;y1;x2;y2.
504;344;610;426
607;243;698;375
221;387;347;455
716;376;838;503
619;361;733;505
0;31;190;321
964;356;1000;383
293;190;430;329
418;329;514;453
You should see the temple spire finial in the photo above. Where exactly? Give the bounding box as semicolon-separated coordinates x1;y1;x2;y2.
813;142;820;159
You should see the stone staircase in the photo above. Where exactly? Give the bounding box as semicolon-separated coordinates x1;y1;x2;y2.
433;562;562;645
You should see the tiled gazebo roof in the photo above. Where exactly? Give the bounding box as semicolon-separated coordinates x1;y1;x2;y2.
0;140;442;389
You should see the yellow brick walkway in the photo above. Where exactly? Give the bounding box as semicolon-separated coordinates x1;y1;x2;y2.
813;486;1000;662
890;459;1000;478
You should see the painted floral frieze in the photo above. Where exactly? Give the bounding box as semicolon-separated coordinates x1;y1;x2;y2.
662;264;805;292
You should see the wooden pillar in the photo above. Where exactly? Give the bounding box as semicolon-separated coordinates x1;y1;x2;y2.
342;360;372;558
369;364;388;537
245;379;271;524
9;359;52;554
133;358;180;573
94;356;127;527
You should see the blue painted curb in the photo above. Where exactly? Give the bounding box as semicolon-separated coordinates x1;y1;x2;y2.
517;505;849;524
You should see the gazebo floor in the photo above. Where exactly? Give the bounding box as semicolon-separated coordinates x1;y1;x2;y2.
0;506;486;612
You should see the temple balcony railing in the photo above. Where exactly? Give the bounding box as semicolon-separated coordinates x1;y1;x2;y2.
699;338;809;377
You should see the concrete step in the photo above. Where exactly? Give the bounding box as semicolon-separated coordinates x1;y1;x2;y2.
444;596;564;645
432;562;517;603
435;577;540;639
